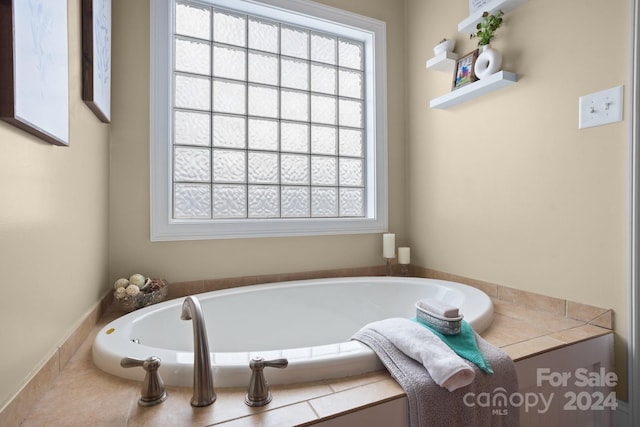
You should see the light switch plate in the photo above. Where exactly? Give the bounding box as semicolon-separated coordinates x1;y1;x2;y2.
578;85;623;129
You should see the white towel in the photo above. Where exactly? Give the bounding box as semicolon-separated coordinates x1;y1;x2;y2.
363;318;474;391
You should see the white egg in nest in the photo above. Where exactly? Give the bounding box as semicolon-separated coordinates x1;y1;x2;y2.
129;273;146;287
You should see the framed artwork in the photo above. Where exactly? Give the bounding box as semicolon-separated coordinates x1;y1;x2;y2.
452;49;478;90
0;0;70;146
82;0;111;123
469;0;490;14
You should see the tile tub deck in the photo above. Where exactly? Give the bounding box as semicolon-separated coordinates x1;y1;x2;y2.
2;268;614;426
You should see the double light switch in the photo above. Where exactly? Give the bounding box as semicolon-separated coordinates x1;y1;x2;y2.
578;85;623;129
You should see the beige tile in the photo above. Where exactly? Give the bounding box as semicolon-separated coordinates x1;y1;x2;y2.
208;272;303;292
299;266;385;280
566;300;610;323
590;310;614;329
213;402;318;427
491;299;584;332
502;336;566;361
100;290;115;315
480;313;551;347
72;323;114;369
21;368;138;427
327;371;391;393
267;382;336;404
0;351;60;427
416;267;458;283
447;274;499;298
309;378;404;419
127;385;221;427
127;382;333;426
409;265;431;278
417;267;452;281
308;397;408;427
59;303;100;371
13;329;124;426
497;286;566;315
204;275;270;292
168;280;205;299
415;268;499;297
549;325;612;344
58;334;79;373
463;278;499;298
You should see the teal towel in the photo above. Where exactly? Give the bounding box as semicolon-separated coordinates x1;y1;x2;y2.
410;317;493;374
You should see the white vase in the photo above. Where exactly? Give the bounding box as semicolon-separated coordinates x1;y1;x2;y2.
474;45;502;79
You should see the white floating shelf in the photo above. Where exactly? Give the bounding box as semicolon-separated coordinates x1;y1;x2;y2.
430;70;517;109
426;51;459;73
458;0;528;34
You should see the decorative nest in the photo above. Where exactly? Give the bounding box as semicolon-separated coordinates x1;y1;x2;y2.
114;278;168;312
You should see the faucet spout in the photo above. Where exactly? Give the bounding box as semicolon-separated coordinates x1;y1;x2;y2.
181;296;216;407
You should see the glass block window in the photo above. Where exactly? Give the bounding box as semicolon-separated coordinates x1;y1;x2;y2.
172;0;366;220
151;0;387;239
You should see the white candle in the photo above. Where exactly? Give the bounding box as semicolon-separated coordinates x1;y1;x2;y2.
383;233;395;258
398;247;410;264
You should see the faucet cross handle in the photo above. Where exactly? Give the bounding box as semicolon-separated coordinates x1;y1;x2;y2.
120;356;168;407
245;357;289;407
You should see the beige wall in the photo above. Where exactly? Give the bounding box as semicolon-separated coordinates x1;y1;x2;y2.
108;0;408;282
406;0;630;396
0;0;111;409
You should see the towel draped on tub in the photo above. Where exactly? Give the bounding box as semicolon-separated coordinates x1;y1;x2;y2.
352;318;519;427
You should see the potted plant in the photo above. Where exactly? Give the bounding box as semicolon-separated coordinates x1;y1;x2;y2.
470;11;504;79
470;10;504;46
433;38;456;56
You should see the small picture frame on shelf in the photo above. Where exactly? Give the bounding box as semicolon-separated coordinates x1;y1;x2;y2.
452;49;478;90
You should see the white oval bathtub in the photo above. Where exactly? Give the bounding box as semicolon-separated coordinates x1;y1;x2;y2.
93;276;493;387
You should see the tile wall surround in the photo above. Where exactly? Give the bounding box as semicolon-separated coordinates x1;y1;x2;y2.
1;265;613;426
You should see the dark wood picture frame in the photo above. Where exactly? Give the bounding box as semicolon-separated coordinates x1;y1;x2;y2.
82;0;111;123
0;0;70;146
452;49;479;91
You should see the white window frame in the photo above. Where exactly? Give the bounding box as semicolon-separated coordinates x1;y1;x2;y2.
150;0;388;240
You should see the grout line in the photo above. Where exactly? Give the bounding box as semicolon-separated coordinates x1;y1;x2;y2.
123;392;135;427
305;400;322;422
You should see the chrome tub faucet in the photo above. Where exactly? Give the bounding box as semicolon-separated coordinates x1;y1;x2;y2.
181;296;216;407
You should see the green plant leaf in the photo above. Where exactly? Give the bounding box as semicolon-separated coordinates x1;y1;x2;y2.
472;10;504;47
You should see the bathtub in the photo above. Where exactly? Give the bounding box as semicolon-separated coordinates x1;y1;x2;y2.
93;276;494;387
